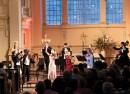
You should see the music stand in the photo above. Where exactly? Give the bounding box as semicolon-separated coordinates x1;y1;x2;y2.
76;55;86;62
99;54;105;60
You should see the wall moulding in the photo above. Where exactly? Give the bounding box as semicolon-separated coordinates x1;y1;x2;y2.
0;24;4;31
45;24;126;30
32;45;92;49
0;16;8;20
0;20;8;37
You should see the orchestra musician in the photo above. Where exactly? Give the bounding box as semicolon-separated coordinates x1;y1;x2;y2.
85;48;94;69
113;41;129;66
11;41;23;69
11;41;23;92
61;43;71;72
22;49;31;82
42;41;52;73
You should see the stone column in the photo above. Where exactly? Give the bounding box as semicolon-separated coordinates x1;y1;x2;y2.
9;0;23;50
0;0;9;61
100;0;106;25
62;0;68;42
42;0;46;37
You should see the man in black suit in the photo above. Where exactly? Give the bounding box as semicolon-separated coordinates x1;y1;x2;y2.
61;43;71;72
42;42;52;73
114;42;129;66
22;49;30;82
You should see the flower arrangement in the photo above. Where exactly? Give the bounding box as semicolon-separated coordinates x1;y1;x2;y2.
94;33;114;51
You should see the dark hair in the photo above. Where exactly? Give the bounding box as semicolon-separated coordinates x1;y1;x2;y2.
84;63;87;68
78;63;84;71
35;81;44;94
12;51;15;55
64;87;73;94
63;71;72;81
73;67;79;74
52;77;65;94
121;42;125;46
24;49;29;54
44;79;52;89
0;63;4;68
64;43;68;45
68;79;78;91
23;91;31;94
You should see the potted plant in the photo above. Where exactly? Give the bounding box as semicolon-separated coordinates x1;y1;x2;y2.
93;33;115;56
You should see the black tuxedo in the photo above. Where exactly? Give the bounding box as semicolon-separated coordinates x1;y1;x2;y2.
114;46;129;66
22;54;30;82
60;47;71;72
42;46;51;72
12;51;19;69
114;46;129;56
11;51;22;69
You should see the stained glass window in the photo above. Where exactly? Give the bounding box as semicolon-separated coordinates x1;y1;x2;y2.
68;0;100;24
46;0;62;25
106;0;123;24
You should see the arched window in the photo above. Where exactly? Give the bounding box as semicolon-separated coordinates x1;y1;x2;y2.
46;0;62;25
68;0;100;24
106;0;123;24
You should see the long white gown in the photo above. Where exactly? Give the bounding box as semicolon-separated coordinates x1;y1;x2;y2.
48;55;57;80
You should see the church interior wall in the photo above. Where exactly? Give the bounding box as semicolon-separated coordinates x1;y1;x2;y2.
42;26;126;53
0;0;9;61
0;0;130;61
31;0;130;55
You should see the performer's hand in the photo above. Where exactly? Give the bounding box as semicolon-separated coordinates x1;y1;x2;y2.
47;52;50;56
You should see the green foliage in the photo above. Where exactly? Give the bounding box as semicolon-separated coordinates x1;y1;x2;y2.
94;34;114;51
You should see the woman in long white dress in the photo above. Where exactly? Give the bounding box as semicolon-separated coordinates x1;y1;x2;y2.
48;49;57;80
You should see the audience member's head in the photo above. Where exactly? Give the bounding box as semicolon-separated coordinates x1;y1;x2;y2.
52;77;65;94
0;63;4;68
73;67;79;74
113;90;120;94
123;65;129;71
127;88;130;94
63;71;71;81
64;87;73;94
119;90;127;94
35;81;44;94
22;91;31;94
84;63;87;69
78;63;84;71
79;78;88;88
68;79;78;91
94;60;103;70
105;76;113;82
102;62;108;69
102;81;114;94
44;79;51;89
